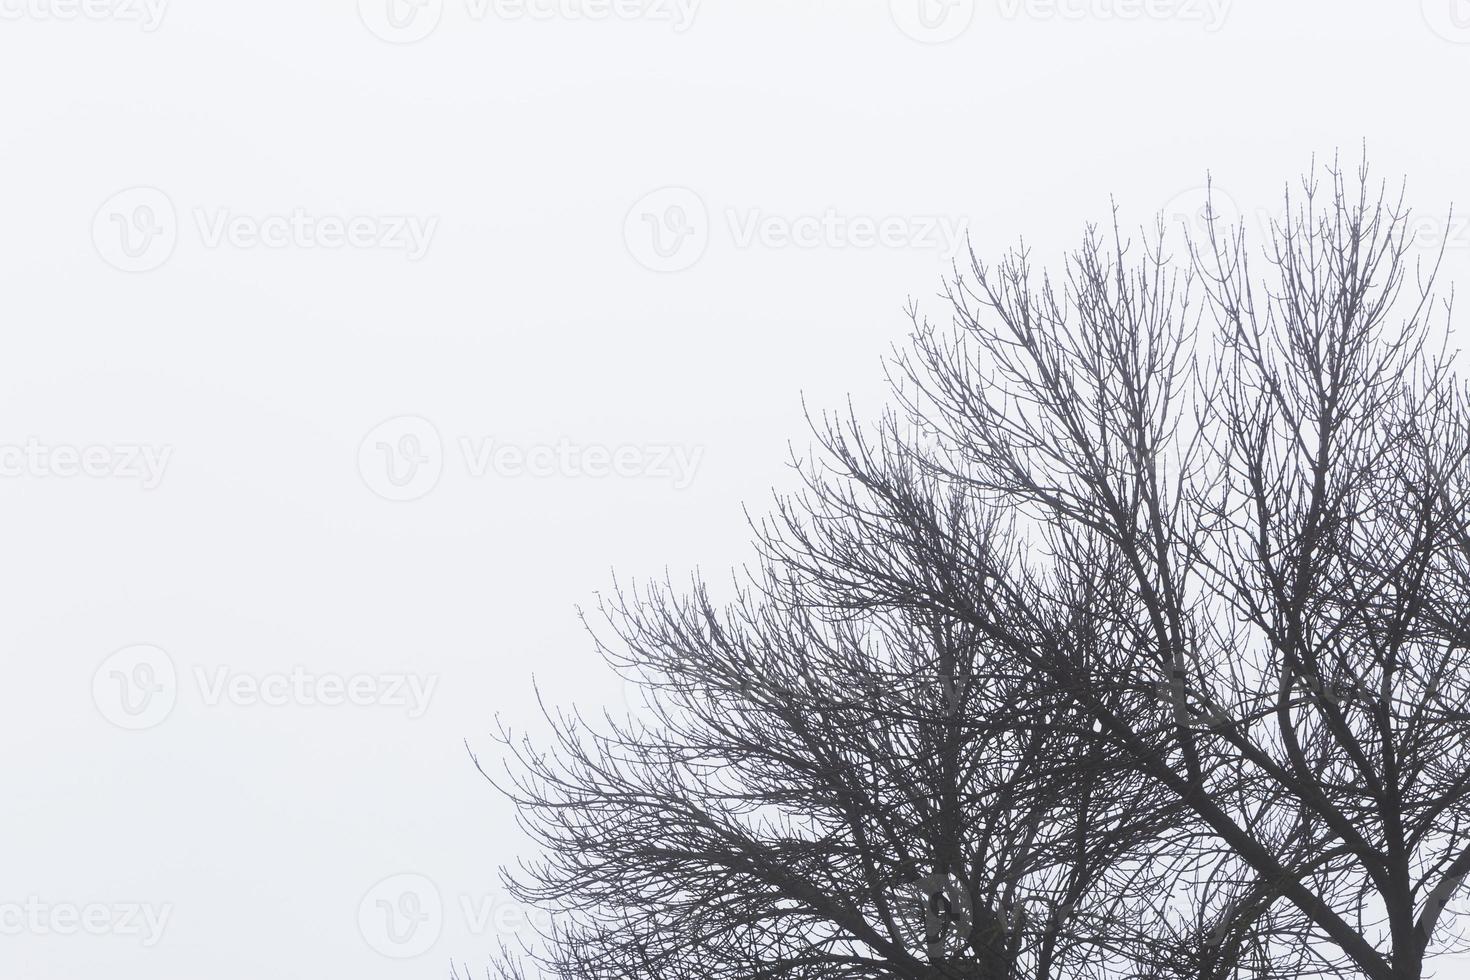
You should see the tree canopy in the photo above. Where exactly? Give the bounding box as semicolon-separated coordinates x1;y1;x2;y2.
481;158;1470;980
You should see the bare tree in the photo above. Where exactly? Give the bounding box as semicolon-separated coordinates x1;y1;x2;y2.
486;541;1179;979
480;156;1470;980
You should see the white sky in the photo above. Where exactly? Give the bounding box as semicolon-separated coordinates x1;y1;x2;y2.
2;1;1469;977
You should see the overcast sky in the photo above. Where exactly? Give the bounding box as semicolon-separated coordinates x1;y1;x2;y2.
2;2;1469;977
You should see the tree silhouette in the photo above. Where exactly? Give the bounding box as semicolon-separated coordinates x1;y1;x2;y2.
479;157;1470;980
